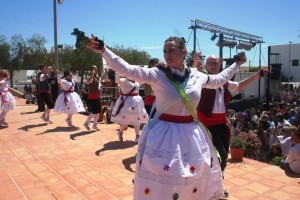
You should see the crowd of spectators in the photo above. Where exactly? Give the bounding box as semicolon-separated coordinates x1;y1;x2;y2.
227;88;300;174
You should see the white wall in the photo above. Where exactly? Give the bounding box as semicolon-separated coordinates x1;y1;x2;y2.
232;72;266;100
13;70;36;83
270;43;300;81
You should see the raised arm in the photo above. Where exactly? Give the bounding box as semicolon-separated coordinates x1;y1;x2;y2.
87;34;158;85
204;53;247;89
233;68;269;91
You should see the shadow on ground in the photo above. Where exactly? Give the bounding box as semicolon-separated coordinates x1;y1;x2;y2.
36;126;80;135
70;130;96;140
0;126;8;130
285;170;300;178
95;140;137;156
227;158;245;164
122;155;136;173
20;111;38;115
18;123;48;131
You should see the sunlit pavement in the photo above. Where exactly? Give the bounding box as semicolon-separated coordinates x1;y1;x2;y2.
0;97;299;200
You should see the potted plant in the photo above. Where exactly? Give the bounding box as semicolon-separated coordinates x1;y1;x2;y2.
238;131;262;159
230;135;246;161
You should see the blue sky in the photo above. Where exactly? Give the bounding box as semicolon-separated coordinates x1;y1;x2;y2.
1;0;299;67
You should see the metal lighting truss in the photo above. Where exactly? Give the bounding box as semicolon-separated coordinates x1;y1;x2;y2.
190;19;264;44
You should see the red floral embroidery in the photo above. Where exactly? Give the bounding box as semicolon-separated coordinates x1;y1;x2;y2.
164;165;170;171
190;165;196;173
144;188;150;195
193;187;197;193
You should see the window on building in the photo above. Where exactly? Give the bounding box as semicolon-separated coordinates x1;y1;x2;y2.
292;59;299;67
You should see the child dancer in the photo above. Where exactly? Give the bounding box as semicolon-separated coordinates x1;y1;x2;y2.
83;66;107;130
38;66;54;123
0;69;16;126
111;73;148;142
54;71;85;126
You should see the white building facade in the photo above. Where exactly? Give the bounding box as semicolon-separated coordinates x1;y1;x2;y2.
270;43;300;82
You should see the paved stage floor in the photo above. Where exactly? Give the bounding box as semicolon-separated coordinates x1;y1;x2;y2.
0;97;299;200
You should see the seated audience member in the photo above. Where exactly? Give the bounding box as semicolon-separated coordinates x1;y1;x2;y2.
277;126;293;156
256;117;271;162
26;91;37;104
280;131;300;174
266;143;282;163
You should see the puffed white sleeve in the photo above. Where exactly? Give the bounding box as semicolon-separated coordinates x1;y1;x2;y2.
227;80;239;91
203;63;240;89
102;48;158;84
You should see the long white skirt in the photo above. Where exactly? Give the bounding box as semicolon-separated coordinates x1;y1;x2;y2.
111;95;148;125
133;120;224;200
0;91;16;111
54;92;85;114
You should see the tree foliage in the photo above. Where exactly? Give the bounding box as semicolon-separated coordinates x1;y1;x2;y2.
110;44;151;65
0;30;153;87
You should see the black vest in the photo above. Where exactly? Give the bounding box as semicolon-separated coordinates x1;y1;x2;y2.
197;82;232;117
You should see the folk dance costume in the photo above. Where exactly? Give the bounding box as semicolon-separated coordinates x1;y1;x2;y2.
102;48;240;200
39;71;54;123
54;75;85;126
111;74;148;142
197;82;238;172
0;78;16;126
83;75;101;130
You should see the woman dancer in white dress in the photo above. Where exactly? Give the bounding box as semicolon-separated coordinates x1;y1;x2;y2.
54;70;85;126
87;35;246;200
112;73;148;142
0;69;16;126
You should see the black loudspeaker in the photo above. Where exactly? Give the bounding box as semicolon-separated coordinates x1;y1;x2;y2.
270;64;281;80
224;58;235;68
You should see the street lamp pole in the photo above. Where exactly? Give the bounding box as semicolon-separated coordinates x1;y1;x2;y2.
288;41;292;87
53;0;63;69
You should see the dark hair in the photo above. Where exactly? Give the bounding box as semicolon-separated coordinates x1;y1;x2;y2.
63;71;71;79
164;36;186;50
50;71;56;77
148;58;159;68
39;65;46;70
294;131;300;139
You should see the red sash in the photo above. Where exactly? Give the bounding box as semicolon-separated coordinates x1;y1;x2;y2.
63;89;74;106
123;93;138;96
197;112;227;127
159;114;194;123
113;87;136;117
0;90;8;104
144;95;156;105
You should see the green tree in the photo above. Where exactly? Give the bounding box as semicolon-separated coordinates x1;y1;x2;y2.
0;35;10;69
71;28;103;85
111;44;151;65
185;51;205;67
24;34;50;69
57;44;75;69
9;34;26;87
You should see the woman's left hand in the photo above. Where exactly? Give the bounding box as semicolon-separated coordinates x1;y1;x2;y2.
87;34;105;53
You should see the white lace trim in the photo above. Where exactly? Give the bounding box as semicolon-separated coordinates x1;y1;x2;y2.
138;144;210;162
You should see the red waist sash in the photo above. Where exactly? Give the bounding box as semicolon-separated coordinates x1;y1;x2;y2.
123;93;138;96
159;114;194;123
0;90;8;104
197;112;227;127
144;95;156;105
63;90;74;106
